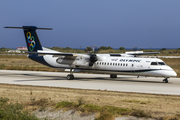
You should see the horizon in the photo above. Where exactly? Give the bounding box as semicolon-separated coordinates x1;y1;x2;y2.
2;47;180;51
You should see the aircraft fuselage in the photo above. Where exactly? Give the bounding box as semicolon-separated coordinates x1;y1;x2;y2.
34;53;177;78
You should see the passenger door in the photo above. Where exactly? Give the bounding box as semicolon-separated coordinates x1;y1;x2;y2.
131;63;135;73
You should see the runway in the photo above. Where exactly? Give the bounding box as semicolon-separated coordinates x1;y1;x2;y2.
0;70;180;95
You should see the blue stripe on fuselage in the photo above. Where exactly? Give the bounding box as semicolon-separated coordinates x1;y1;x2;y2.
28;54;53;67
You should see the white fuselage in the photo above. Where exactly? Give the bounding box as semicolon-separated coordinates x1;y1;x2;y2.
40;53;177;78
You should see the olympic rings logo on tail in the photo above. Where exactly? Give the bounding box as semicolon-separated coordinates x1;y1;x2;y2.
26;32;36;51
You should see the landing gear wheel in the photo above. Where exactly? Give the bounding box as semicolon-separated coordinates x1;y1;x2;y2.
163;78;168;83
110;74;117;78
67;74;74;80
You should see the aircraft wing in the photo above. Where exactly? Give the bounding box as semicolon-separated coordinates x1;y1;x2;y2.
110;51;160;57
26;51;76;56
126;52;160;56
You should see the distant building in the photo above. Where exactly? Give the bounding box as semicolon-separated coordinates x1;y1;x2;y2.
17;47;27;50
8;50;21;53
7;46;27;53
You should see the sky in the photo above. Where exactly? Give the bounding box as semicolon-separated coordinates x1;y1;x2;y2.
1;0;180;49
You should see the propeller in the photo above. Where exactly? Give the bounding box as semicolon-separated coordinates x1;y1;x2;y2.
89;54;98;66
84;45;98;66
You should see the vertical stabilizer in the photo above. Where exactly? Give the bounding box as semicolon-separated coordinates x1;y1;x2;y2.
4;26;52;52
23;26;42;51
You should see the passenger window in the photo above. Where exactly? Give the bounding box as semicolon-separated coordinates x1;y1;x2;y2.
105;63;106;65
110;63;112;65
102;62;104;65
107;63;109;65
151;62;158;65
126;64;128;66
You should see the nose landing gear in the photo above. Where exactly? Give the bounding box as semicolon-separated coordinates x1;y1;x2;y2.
163;78;168;83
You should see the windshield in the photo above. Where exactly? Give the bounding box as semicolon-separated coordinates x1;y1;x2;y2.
151;62;166;65
158;62;166;65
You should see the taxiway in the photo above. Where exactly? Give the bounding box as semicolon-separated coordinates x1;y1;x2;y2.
0;70;180;95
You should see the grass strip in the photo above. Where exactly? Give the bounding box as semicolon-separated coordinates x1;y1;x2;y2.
0;97;38;120
56;101;151;119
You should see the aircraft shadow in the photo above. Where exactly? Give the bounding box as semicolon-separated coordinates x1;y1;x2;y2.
1;73;165;84
73;77;163;83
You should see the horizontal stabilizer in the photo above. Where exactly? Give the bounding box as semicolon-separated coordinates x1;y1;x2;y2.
4;26;52;30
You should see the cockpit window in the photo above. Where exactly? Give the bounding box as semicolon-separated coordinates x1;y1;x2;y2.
158;62;166;65
151;62;166;65
151;62;158;65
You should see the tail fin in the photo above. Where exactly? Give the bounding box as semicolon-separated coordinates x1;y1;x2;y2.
4;26;52;52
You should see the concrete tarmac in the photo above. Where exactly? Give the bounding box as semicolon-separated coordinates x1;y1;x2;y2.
0;70;180;95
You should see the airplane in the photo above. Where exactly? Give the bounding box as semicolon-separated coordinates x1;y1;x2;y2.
4;26;177;83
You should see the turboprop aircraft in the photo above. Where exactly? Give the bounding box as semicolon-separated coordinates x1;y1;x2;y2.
4;26;177;83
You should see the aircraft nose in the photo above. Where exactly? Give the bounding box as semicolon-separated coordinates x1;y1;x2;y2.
171;71;177;77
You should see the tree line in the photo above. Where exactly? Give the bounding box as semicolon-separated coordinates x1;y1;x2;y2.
1;47;180;53
84;46;125;52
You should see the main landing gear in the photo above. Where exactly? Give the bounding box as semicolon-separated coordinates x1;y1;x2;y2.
67;74;74;80
66;69;74;80
163;78;168;83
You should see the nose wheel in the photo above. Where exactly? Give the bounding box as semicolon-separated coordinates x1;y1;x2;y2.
163;78;168;83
